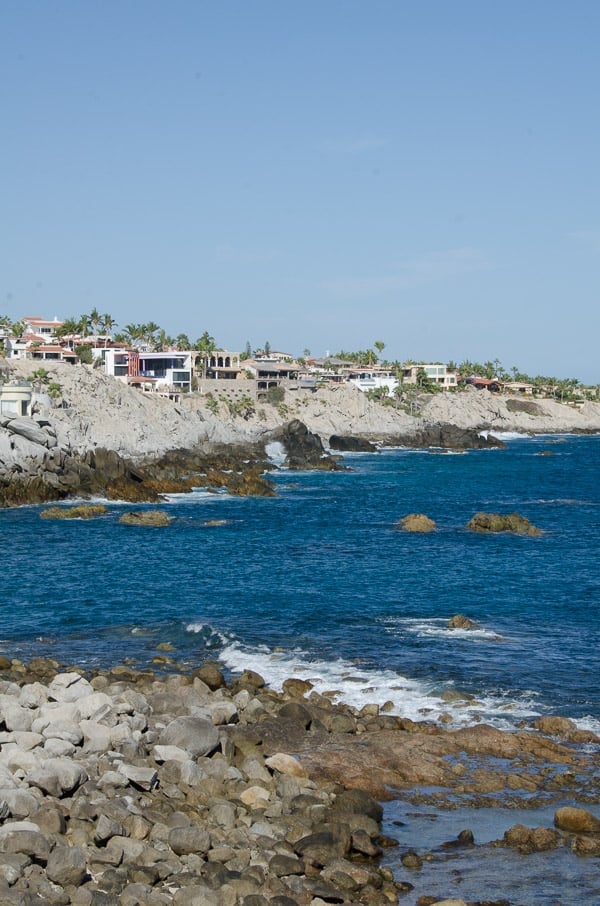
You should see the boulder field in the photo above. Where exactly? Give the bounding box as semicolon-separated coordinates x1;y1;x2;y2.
0;658;597;905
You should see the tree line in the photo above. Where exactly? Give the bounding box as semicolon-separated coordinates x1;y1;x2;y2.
0;312;594;394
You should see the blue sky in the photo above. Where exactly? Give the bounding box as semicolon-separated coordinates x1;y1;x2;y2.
2;1;599;381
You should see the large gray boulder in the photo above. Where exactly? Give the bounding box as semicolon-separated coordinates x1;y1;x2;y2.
168;825;211;856
159;716;220;758
27;757;88;798
46;844;88;886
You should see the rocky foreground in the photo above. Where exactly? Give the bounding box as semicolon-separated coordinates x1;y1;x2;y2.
0;657;598;906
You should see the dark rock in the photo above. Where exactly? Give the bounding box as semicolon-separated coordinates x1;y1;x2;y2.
278;702;312;728
400;849;423;869
329;435;377;452
294;828;351;866
271;420;343;470
46;844;88;886
392;425;506;450
268;854;306;877
503;823;560;853
331;788;384;823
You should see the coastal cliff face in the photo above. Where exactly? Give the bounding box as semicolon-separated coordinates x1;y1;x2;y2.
1;360;600;505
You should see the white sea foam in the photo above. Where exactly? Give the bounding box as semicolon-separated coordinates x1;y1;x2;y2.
265;441;287;466
162;488;231;503
383;616;505;642
185;622;232;647
574;715;600;736
217;641;539;729
479;431;527;441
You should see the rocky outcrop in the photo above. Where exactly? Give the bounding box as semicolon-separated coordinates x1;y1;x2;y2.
466;512;543;536
271;420;343;470
329;435;378;452
389;425;506;450
0;439;276;507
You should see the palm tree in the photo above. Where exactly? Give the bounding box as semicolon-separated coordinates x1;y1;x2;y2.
374;340;385;361
100;313;117;346
47;381;62;407
144;322;161;348
55;317;81;348
31;367;50;391
154;328;174;352
77;314;92;340
123;324;144;347
175;333;191;350
195;331;216;378
88;307;102;336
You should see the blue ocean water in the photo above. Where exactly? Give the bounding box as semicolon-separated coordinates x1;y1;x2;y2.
1;433;599;732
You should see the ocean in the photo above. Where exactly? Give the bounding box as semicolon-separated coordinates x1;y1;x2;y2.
2;433;598;733
1;432;599;903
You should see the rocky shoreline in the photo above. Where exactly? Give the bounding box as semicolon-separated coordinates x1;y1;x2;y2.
0;656;598;906
3;359;600;508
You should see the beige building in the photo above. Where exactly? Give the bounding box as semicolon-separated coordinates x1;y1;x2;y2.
0;380;33;417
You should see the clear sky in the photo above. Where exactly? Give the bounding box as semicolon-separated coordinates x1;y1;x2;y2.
2;1;599;381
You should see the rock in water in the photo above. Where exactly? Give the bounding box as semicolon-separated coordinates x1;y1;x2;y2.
329;434;377;452
271;420;342;470
466;512;542;536
554;806;600;834
118;510;171;526
447;614;480;631
396;513;436;532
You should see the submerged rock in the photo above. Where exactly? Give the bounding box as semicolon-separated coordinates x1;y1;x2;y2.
40;504;108;520
466;512;543;536
118;510;171;527
503;823;561;853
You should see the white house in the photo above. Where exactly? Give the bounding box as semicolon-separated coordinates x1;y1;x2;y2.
104;348;194;393
341;368;399;395
401;364;458;388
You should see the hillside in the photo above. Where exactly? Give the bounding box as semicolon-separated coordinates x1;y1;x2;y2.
1;359;599;504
